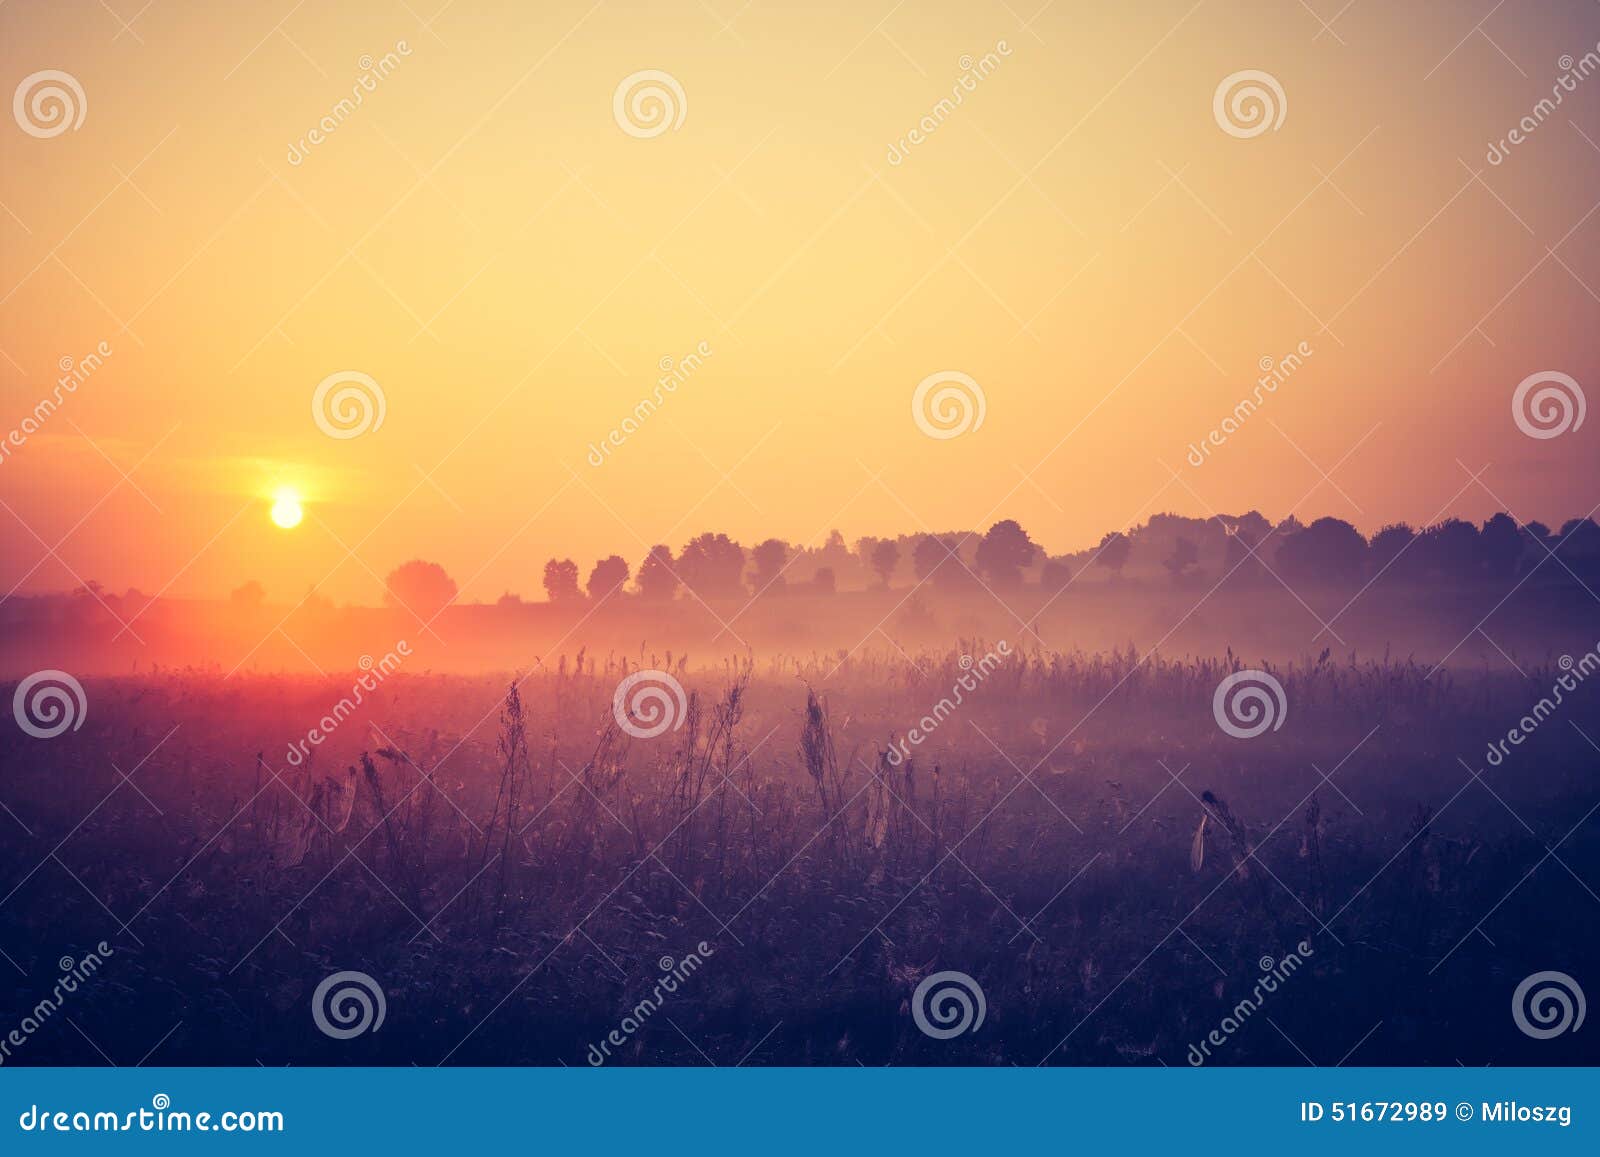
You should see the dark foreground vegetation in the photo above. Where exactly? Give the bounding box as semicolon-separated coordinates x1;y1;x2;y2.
2;647;1597;1066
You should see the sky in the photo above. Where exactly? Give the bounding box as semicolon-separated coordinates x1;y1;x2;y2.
2;0;1598;605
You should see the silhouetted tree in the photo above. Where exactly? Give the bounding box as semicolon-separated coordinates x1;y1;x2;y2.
870;539;900;587
1479;513;1522;580
1276;517;1367;584
813;566;836;595
636;544;678;601
1557;517;1600;555
384;559;457;617
1040;558;1074;590
913;535;949;580
543;559;582;602
1556;518;1600;581
1096;531;1131;579
749;538;789;593
1164;536;1199;583
1416;518;1480;577
586;555;630;601
678;532;746;599
1368;523;1416;578
1221;522;1267;583
975;519;1037;587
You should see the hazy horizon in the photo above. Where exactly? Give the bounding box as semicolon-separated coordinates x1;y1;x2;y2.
5;1;1599;608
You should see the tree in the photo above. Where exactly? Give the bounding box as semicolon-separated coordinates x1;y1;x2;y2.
230;580;265;609
1479;513;1521;579
913;535;952;582
587;555;630;601
870;539;900;587
636;544;678;601
384;559;457;617
1040;558;1075;590
1368;523;1416;577
749;538;789;593
975;519;1037;587
677;533;746;599
1415;518;1480;577
1164;536;1199;583
1557;518;1600;558
1276;517;1367;584
813;566;836;595
543;558;582;603
1096;530;1131;579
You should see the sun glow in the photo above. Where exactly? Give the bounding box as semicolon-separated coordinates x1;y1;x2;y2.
270;491;304;529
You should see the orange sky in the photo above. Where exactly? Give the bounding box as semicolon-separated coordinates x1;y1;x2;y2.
3;0;1598;604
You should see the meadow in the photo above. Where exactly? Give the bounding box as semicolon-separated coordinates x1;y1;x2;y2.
3;645;1597;1066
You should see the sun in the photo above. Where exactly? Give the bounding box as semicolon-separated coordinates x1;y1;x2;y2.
270;490;304;529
